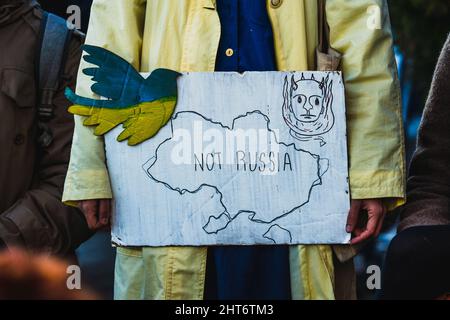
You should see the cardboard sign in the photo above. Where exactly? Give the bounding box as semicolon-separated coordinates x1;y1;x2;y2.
106;71;350;246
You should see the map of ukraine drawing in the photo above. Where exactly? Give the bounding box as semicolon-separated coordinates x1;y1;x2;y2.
66;46;344;245
145;111;329;242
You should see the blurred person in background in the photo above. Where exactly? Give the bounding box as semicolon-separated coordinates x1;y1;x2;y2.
0;249;96;300
0;0;90;254
382;34;450;300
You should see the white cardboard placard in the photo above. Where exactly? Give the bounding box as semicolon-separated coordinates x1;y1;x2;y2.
106;71;350;246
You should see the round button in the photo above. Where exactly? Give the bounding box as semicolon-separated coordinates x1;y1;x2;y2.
270;0;283;9
225;48;234;57
14;134;25;145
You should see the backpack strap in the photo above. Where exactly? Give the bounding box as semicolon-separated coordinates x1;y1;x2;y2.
318;0;329;54
316;0;342;71
37;11;72;121
36;11;73;147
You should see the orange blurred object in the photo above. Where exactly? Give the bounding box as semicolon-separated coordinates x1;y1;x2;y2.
0;249;97;300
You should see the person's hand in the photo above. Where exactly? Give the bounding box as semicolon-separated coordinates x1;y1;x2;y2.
346;199;386;245
79;199;111;231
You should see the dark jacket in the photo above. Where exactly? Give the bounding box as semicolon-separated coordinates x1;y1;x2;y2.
0;0;91;254
399;34;450;231
38;0;93;32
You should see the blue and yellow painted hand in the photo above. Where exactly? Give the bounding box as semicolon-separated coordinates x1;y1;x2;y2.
65;45;180;146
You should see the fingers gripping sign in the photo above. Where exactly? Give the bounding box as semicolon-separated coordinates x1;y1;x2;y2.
346;199;386;245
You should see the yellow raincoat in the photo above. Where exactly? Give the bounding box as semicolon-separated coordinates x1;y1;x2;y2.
63;0;405;300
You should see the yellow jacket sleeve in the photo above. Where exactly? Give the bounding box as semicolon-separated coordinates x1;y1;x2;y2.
327;0;406;209
62;0;147;203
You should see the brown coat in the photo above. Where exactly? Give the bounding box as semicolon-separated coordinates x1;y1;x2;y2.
0;0;91;254
399;34;450;231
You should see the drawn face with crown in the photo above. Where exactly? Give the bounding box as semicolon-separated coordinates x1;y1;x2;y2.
282;74;335;143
